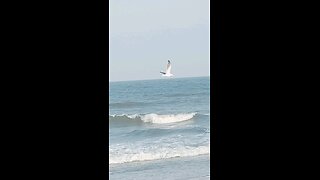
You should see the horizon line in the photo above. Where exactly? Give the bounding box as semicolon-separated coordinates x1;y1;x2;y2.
109;75;210;83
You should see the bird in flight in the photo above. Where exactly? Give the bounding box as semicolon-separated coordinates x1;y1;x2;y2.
160;60;174;77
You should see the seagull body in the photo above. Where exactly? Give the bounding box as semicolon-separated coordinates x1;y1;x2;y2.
160;60;174;77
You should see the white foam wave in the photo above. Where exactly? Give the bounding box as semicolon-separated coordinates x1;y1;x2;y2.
109;113;197;124
140;113;196;124
109;145;209;164
109;114;126;117
127;114;139;119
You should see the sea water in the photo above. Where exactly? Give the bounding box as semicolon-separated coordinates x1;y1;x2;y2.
109;76;210;180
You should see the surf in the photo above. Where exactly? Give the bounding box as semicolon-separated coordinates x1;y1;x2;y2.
109;144;209;164
109;112;198;124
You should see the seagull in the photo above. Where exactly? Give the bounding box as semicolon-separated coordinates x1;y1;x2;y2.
160;60;174;77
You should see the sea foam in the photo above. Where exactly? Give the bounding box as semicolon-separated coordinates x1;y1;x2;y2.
109;144;209;164
140;113;196;124
109;112;197;124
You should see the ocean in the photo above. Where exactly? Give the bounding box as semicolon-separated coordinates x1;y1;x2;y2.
109;76;210;180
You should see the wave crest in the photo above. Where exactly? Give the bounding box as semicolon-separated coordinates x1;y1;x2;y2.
109;113;197;124
109;145;209;164
141;113;196;124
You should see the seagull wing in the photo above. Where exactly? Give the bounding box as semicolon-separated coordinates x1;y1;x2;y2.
166;61;172;74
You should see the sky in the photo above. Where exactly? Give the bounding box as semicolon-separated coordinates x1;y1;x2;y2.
109;0;209;82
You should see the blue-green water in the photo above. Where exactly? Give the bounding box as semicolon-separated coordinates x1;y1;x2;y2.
109;76;210;179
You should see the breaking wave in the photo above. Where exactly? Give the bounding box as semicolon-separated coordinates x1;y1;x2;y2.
109;144;209;164
109;112;197;124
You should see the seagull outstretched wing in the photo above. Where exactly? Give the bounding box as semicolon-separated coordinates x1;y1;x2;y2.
166;60;172;74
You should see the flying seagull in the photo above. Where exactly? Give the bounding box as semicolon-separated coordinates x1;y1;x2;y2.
160;60;174;77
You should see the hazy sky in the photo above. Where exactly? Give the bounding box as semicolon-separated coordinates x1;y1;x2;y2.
109;0;209;82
